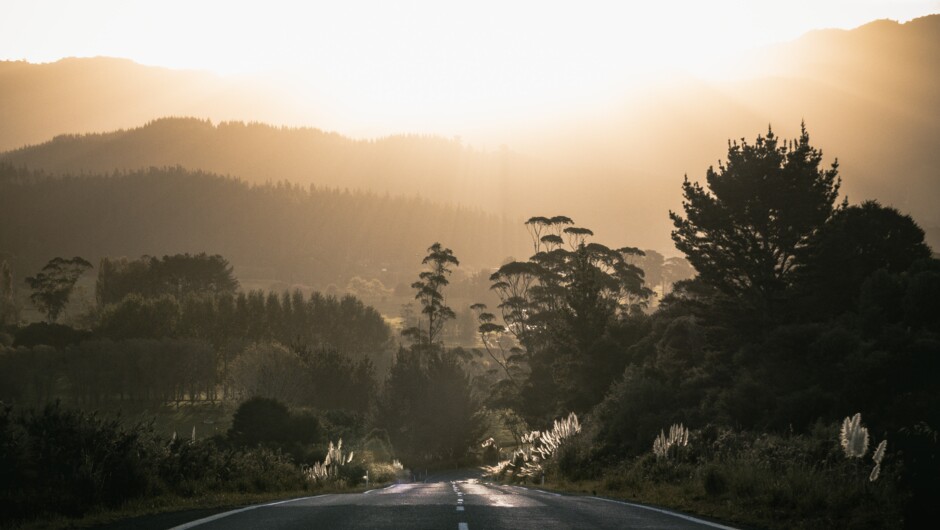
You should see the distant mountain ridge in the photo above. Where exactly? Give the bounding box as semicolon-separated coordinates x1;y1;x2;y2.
0;117;519;211
1;15;938;253
0;57;305;152
0;164;526;289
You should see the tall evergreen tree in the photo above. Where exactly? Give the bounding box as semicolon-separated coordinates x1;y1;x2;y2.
669;124;841;327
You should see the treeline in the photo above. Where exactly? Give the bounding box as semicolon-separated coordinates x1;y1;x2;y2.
0;163;526;288
0;117;526;222
0;338;376;413
0;398;405;526
500;127;938;526
0;339;217;405
1;251;390;408
97;253;238;305
97;288;390;355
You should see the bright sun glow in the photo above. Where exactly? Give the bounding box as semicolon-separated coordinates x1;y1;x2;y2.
2;0;938;139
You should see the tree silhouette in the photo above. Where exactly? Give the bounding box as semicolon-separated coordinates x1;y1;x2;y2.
25;257;92;323
798;200;932;317
670;124;841;324
483;215;652;421
405;243;459;346
375;347;482;466
0;260;18;327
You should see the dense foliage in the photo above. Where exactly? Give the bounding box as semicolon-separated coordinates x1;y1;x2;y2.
96;253;238;306
0;402;305;525
478;216;653;423
537;126;939;528
97;288;390;355
1;124;936;528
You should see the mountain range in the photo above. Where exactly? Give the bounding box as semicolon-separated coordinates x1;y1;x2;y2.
1;15;938;255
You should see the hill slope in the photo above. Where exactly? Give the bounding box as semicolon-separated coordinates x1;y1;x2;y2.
1;16;938;252
0;165;527;290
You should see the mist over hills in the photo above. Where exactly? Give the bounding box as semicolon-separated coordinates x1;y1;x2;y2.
1;15;937;253
0;165;526;291
0;117;523;214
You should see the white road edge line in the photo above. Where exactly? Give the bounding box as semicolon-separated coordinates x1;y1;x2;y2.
589;496;738;530
533;489;562;497
365;484;400;494
168;495;325;529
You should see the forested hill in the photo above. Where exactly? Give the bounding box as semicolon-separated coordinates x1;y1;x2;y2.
0;57;304;152
0;165;526;288
0;118;524;213
2;16;937;252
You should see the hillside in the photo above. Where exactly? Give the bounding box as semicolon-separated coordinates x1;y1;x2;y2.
0;57;305;152
0;165;527;292
1;16;938;252
0;117;527;213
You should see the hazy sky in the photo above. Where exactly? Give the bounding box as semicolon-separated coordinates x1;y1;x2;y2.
2;0;938;136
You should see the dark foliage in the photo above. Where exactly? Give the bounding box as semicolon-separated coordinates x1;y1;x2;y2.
24;256;92;323
0;402;305;526
13;321;91;348
482;216;652;424
375;347;483;467
96;253;238;306
670;125;841;333
97;288;391;355
797;200;931;319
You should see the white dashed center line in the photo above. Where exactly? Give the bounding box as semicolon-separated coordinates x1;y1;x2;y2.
454;482;468;518
458;523;469;530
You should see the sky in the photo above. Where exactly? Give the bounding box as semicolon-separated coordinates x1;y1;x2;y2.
2;0;938;137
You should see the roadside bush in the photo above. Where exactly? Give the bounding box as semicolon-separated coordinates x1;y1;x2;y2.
0;402;309;527
0;402;158;520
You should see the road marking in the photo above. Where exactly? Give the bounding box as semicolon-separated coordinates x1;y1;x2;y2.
456;506;465;511
169;495;326;529
533;489;562;497
589;497;739;529
458;523;469;530
364;484;398;494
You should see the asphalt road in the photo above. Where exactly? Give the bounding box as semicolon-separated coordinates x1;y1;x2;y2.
170;470;738;530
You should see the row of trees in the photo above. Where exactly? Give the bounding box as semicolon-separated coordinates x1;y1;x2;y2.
383;126;936;516
0;339;217;405
97;288;391;355
96;253;238;306
0;338;379;413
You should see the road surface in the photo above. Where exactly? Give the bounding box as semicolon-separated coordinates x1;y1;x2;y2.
171;470;737;530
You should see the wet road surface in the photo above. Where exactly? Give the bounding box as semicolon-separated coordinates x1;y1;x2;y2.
171;470;737;530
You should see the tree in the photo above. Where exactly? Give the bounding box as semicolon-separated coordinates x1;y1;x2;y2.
482;216;652;421
0;260;18;327
228;342;307;405
405;243;459;346
798;200;932;317
375;347;482;466
97;294;180;339
669;124;841;323
25;257;92;323
96;253;238;306
661;257;695;295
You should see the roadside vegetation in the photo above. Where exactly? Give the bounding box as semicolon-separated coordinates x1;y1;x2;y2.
1;125;936;529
